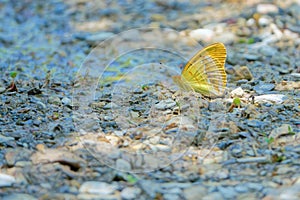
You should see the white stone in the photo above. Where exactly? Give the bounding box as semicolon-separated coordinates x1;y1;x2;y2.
257;4;278;14
79;181;117;195
230;87;245;98
0;173;15;187
121;187;141;200
254;94;286;104
188;29;215;42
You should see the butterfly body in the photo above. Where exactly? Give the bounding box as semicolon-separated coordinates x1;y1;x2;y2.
173;43;227;97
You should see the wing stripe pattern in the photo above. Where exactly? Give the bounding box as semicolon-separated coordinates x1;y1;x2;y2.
180;43;227;97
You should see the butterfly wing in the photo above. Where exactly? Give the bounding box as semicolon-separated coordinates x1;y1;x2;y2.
181;42;227;97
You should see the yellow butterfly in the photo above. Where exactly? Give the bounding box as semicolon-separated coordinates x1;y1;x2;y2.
172;42;227;97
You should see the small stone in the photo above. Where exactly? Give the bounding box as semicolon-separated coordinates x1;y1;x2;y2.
2;193;38;200
275;81;300;91
257;4;279;14
183;185;207;200
218;186;237;199
214;32;236;44
230;87;245;98
48;96;61;105
103;102;119;109
0;134;14;143
258;17;270;27
121;187;141;200
247;120;266;128
232;66;253;81
259;45;278;57
79;181;117;195
254;94;286;104
116;159;131;171
244;54;260;61
253;83;275;94
269;124;293;140
235;185;248;193
61;97;71;106
208;100;225;112
188;29;215;42
155;99;176;110
0;173;15;187
85;32;115;44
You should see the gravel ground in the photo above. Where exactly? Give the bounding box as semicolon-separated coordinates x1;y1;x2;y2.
0;0;300;199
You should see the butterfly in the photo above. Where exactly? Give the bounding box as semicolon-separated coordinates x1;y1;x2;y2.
172;42;227;98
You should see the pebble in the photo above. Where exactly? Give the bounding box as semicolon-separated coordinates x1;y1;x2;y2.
85;32;115;44
254;94;286;104
208;100;225;112
0;173;15;187
2;193;38;200
0;134;14;143
269;124;293;140
138;180;160;198
188;29;215;42
253;83;275;94
217;186;237;199
61;97;71;106
155;99;176;110
103;102;119;109
115;158;131;171
48;96;61;105
79;181;117;195
230;87;245;98
232;66;253;81
257;4;279;14
259;45;278;57
121;187;141;200
183;185;207;200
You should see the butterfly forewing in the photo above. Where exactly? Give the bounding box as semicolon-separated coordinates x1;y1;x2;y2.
181;43;227;97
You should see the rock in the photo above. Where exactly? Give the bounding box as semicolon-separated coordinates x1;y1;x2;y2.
48;96;61;105
253;83;275;94
121;187;141;199
183;185;207;200
188;29;215;42
270;55;290;66
254;94;286;104
243;104;259;118
79;181;117;195
85;32;115;44
232;66;253;81
259;45;278;57
115;158;131;171
103;102;119;109
230;87;245;98
256;4;279;14
275;81;300;91
31;149;86;169
269;124;293;140
258;16;271;27
138;180;160;198
61;97;72;106
244;54;260;61
5;148;32;167
2;193;38;200
208;100;225;112
247;120;266;128
0;173;15;187
214;32;236;44
217;186;237;199
0;134;14;143
291;73;300;79
155;99;176;110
